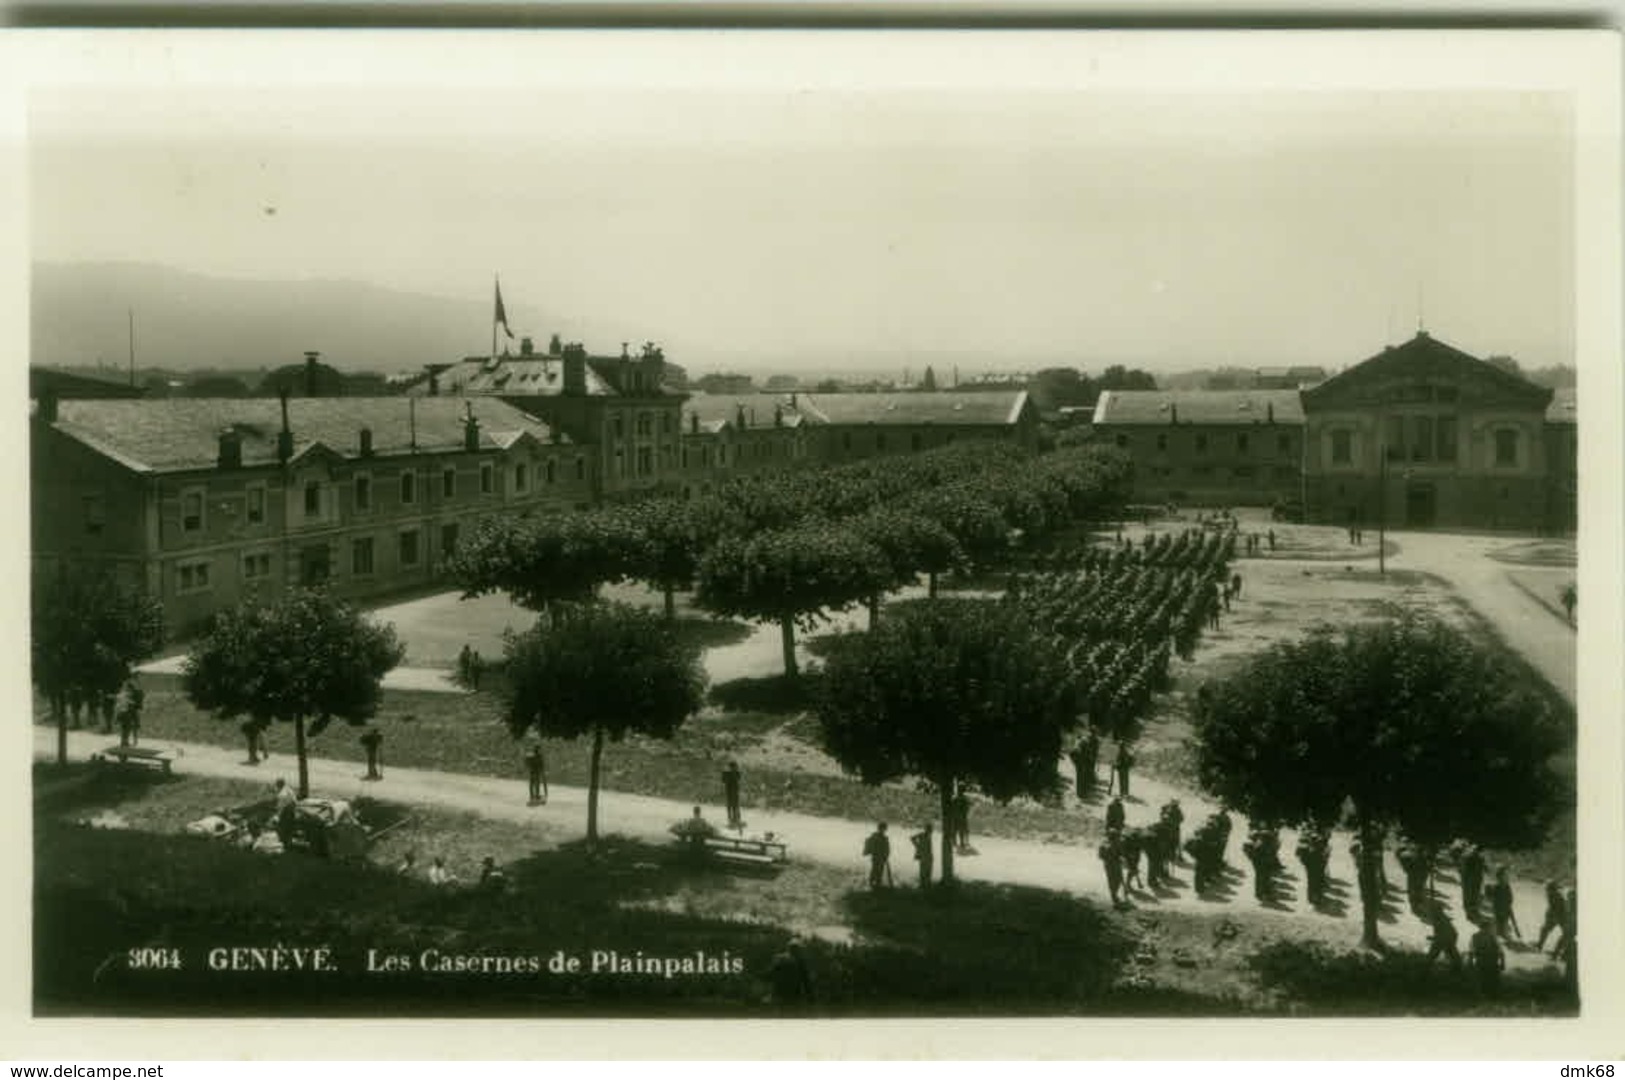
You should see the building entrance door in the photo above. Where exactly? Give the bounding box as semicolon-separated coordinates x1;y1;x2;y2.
1404;482;1436;528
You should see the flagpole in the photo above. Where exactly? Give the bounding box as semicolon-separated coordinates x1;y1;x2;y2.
492;276;498;362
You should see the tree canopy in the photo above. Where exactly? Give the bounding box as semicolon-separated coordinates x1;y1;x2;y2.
183;589;404;796
1193;614;1568;946
696;523;892;678
816;598;1082;883
32;568;165;765
503;601;707;843
447;510;648;617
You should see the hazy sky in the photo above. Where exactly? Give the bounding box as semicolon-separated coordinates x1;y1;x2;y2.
25;35;1581;374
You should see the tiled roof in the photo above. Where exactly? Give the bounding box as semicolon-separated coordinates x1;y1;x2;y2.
1092;390;1305;426
683;393;805;430
1545;386;1577;424
419;358;616;398
795;390;1029;426
46;397;565;474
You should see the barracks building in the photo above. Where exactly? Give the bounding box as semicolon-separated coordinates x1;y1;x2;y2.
1091;331;1577;533
32;345;1035;634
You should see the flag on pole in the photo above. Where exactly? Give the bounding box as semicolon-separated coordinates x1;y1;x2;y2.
494;279;515;339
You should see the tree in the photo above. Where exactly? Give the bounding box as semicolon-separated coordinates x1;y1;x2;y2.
1484;354;1524;379
817;599;1082;884
447;510;648;622
615;496;725;619
1028;367;1096;412
183;589;404;797
31;569;164;766
920;365;937;391
1098;365;1158;392
853;507;965;616
1193;615;1568;948
502;602;706;844
696;523;892;679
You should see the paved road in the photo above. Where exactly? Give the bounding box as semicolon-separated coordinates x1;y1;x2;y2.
39;726;1563;971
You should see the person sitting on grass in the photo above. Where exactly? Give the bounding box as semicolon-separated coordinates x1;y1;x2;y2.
428;856;458;887
478;856;508;893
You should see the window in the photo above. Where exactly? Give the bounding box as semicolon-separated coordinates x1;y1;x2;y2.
351;538;374;576
877;433;888;451
575;457;586;481
1331;430;1351;464
1156;433;1168;452
182;490;204;532
304;481;322;519
355;474;372;512
1277;434;1292;454
842;432;852;452
399;529;421;567
515;463;528;492
480;462;494;494
613;413;625;439
1437;417;1458;462
441;523;460;555
177;560;211;593
1194;434;1207;454
1495;429;1518;467
1411;416;1433;462
637;447;653;476
400;471;416;505
442;468;456;499
546;459;557;484
1115;434;1128;449
246;485;266;525
637;412;651;437
243;552;272;580
662;413;673;434
1237;433;1250;454
83;494;105;536
1385;416;1404;460
614;449;626;478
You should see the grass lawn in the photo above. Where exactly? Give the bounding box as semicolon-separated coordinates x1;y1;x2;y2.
34;767;1576;1017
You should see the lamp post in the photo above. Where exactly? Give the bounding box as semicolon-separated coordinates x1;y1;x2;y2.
1378;449;1387;576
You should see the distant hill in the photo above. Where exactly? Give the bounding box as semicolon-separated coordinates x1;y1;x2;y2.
31;262;502;375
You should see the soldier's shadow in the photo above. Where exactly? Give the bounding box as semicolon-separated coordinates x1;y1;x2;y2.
1312;892;1350;917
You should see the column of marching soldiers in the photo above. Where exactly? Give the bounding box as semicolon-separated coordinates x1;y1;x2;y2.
1018;520;1577;990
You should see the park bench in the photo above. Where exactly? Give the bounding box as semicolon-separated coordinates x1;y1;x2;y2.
91;745;177;774
701;833;789;868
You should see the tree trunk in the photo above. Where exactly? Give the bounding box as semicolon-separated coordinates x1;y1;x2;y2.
294;715;310;799
586;725;605;845
939;781;956;886
868;595;880;630
663;585;676;621
101;699;114;735
780;616;798;680
53;695;67;768
1357;817;1382;949
928;571;939;599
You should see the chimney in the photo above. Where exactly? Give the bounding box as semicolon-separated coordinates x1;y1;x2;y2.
736;404;746;430
463;402;480;452
276;389;294;464
304;351;320;397
38;390;58;423
621;342;630;360
563;347;586;396
1170;403;1179;424
689;412;699;435
218;428;243;470
1267;402;1275;423
359;427;373;457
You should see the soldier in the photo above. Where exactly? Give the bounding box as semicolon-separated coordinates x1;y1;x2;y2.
1119;828;1145;893
1114;743;1135;799
722;760;743;827
1425;903;1462;972
1459;843;1486;917
863;822;892;889
1160;799;1185;859
1468;919;1505;996
1488;866;1521;942
1099;834;1125;908
951;788;971;855
1244;826;1277;904
1536;881;1569;953
911;822;934;890
1397;837;1429;914
1296;824;1328;905
1230;571;1243;598
360;727;384;781
1105;796;1126;834
1267;528;1277;552
115;676;144;748
525;743;548;805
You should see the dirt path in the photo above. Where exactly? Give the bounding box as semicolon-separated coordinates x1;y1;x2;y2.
39;727;1563;973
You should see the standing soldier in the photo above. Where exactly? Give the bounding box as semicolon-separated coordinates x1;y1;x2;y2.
1243;825;1276;904
1114;743;1135;800
360;727;384;781
1267;528;1277;552
1119;827;1145;893
1489;866;1521;942
1397;836;1429;914
115;676;145;748
525;743;548;806
951;787;971;855
1536;881;1569;953
1230;571;1243;599
457;644;473;687
1459;843;1486;917
1561;582;1577;623
863;822;892;889
1160;799;1185;860
1105;796;1126;834
722;760;743;828
1099;833;1125;909
911;822;934;890
1296;824;1328;905
1425;903;1462;972
1469;919;1505;996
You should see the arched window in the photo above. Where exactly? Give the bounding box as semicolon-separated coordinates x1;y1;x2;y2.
1494;429;1518;467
